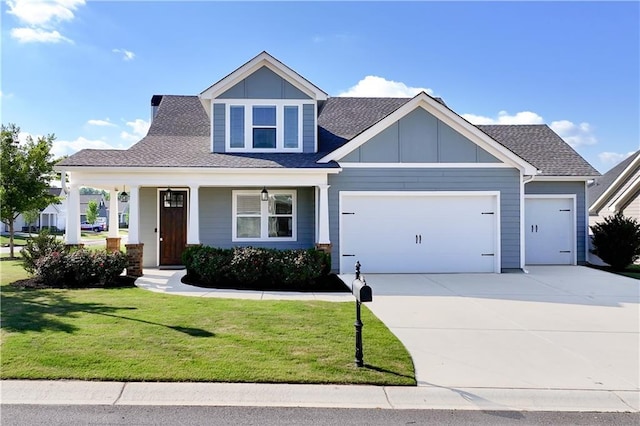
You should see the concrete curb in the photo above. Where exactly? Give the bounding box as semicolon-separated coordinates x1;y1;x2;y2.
2;381;638;412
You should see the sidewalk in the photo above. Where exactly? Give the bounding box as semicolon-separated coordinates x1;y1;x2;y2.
1;380;638;412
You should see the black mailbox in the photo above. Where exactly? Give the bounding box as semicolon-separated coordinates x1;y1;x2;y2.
352;278;372;303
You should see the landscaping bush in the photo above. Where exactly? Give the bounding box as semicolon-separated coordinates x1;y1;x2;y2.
34;249;128;288
21;228;66;274
590;212;640;271
182;245;331;289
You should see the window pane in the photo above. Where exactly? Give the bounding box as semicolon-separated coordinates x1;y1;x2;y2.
237;217;261;238
230;106;244;148
253;106;276;126
268;194;292;215
253;128;276;148
268;217;292;238
237;195;261;215
284;106;298;148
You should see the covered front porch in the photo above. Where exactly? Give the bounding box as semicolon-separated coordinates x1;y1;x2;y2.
57;167;338;276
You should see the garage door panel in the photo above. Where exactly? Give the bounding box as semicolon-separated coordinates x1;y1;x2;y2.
341;193;499;273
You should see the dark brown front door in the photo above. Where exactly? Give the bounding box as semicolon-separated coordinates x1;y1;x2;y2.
160;190;187;265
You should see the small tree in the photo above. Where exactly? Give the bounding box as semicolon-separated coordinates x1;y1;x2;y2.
86;199;99;225
0;124;57;258
590;212;640;271
22;209;39;237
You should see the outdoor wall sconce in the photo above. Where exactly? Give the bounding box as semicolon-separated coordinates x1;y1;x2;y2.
261;187;269;202
164;187;173;203
118;186;130;203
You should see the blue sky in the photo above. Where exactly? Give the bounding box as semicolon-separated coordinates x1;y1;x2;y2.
1;1;638;173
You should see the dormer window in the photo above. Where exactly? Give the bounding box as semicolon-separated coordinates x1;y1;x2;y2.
222;100;309;152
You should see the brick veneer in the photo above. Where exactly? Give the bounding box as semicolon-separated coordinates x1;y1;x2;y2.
125;243;144;277
315;243;332;255
64;243;84;251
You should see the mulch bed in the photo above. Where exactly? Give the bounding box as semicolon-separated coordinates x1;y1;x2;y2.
9;275;137;290
182;273;350;293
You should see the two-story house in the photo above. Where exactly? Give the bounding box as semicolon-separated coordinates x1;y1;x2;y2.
57;52;599;276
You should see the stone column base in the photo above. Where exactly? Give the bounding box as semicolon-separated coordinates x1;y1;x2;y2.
106;237;121;253
125;243;144;277
315;243;332;254
65;243;84;251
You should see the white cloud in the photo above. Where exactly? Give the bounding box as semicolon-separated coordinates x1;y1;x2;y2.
337;76;434;97
462;110;545;125
112;48;135;61
6;0;84;44
598;151;635;166
550;120;597;148
0;90;14;99
52;137;114;158
87;119;116;127
6;0;85;26
120;119;150;143
10;27;72;43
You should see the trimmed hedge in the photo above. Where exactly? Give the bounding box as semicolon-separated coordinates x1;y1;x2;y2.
591;212;640;271
33;248;128;288
182;245;331;290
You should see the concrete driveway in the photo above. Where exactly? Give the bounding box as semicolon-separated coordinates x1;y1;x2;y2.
349;266;639;394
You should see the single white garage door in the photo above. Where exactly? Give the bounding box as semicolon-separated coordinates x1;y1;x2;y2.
525;196;575;265
340;192;500;273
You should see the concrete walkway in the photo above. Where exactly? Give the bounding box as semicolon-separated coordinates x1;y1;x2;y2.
3;266;638;412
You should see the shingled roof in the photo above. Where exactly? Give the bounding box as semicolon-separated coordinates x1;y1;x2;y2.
58;94;598;177
477;125;600;176
588;150;639;205
59;96;338;169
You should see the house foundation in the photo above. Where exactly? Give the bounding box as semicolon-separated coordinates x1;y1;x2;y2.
125;243;144;277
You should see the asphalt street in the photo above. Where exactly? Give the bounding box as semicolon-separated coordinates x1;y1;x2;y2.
2;405;639;426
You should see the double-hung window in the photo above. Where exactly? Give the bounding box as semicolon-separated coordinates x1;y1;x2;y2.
233;190;296;241
222;101;308;152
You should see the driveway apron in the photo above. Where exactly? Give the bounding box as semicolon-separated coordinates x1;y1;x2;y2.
355;266;639;391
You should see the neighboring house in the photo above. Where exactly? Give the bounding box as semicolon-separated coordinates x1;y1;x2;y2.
3;187;65;233
588;150;640;227
79;194;108;224
56;52;599;274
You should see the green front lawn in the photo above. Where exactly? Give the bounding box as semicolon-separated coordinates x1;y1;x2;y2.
1;234;29;247
0;260;415;385
621;264;640;280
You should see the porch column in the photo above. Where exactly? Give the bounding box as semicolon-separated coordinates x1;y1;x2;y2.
127;185;140;244
108;190;120;237
106;190;121;252
316;184;331;253
187;184;200;245
125;185;143;277
65;183;81;244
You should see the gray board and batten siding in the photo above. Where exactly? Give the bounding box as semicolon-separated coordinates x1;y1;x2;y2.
525;181;587;264
212;67;316;154
328;168;522;272
198;187;316;250
339;108;502;164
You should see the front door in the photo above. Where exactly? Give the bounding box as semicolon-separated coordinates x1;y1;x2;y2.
160;190;187;265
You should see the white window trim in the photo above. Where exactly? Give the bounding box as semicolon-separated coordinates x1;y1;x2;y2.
221;99;309;153
232;189;297;242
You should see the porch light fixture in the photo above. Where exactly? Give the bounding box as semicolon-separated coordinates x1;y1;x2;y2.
164;187;172;203
261;187;269;202
118;186;130;203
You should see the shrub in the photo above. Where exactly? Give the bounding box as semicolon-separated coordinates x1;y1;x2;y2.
182;245;331;289
590;212;640;271
34;249;128;287
21;228;66;275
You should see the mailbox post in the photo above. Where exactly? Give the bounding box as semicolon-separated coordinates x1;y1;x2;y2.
352;261;372;367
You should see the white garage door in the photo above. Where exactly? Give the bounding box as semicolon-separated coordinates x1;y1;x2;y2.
340;192;500;274
525;196;575;265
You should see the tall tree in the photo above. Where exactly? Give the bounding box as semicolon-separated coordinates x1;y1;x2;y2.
86;199;99;225
0;124;57;258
